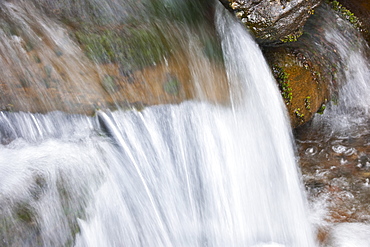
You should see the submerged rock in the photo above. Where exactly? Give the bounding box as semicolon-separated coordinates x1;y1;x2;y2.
219;0;321;44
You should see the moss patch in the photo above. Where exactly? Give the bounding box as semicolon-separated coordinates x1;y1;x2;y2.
280;30;303;43
305;96;311;110
74;27;169;69
317;103;326;114
327;0;362;30
163;75;180;95
272;65;293;105
101;75;118;93
294;108;305;123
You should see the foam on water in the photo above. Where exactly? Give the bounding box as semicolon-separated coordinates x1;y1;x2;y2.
0;2;316;247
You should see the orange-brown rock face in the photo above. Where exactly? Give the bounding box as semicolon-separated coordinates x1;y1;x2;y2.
264;47;330;128
0;40;230;115
0;0;229;115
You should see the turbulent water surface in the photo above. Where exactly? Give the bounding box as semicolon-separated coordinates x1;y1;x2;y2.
296;5;370;247
0;2;317;247
4;0;370;247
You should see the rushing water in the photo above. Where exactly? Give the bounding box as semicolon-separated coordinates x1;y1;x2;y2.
0;1;318;247
295;5;370;247
299;5;370;136
0;99;314;247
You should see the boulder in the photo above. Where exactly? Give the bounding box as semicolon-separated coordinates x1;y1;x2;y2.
264;47;329;128
263;4;347;127
0;0;230;115
331;0;370;44
219;0;322;44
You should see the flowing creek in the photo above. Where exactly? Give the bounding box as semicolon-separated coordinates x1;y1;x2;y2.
1;0;370;246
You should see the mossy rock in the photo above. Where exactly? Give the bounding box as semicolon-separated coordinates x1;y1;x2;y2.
74;26;169;69
163;75;181;95
330;0;370;44
219;0;321;44
264;47;330;127
101;75;119;93
262;4;353;127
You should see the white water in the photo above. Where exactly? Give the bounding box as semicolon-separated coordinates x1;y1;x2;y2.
0;4;316;247
307;5;370;136
297;6;370;247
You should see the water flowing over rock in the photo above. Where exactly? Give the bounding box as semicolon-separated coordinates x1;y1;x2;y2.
263;4;348;127
334;0;370;44
219;0;321;44
2;0;370;245
0;3;317;246
294;2;370;244
0;0;229;114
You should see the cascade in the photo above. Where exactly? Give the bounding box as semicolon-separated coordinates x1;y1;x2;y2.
0;0;319;246
295;5;370;246
305;5;370;135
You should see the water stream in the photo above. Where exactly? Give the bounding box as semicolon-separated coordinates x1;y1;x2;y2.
0;1;326;246
295;5;370;246
2;0;370;245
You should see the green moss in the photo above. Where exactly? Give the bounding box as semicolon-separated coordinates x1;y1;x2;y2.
272;65;293;105
202;36;224;63
280;30;303;43
317;103;326;114
75;30;119;63
75;27;169;69
33;55;41;63
101;75;118;93
3;104;14;112
163;75;180;95
15;204;34;223
312;70;321;78
304;96;311;110
294;108;305;122
24;41;35;52
327;0;362;29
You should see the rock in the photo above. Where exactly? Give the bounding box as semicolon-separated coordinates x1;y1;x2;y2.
0;0;230;115
262;4;356;127
219;0;322;44
331;0;370;44
264;47;329;127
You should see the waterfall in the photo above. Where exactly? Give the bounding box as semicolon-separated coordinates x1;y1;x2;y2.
295;5;370;246
0;1;316;247
0;102;316;247
303;5;370;136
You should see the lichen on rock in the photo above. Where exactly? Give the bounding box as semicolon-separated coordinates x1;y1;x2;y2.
219;0;321;44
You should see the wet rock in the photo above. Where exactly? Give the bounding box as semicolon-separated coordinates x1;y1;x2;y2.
163;74;181;95
333;0;370;44
264;46;329;127
0;0;232;115
295;122;370;244
219;0;321;44
101;75;119;94
263;4;352;127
